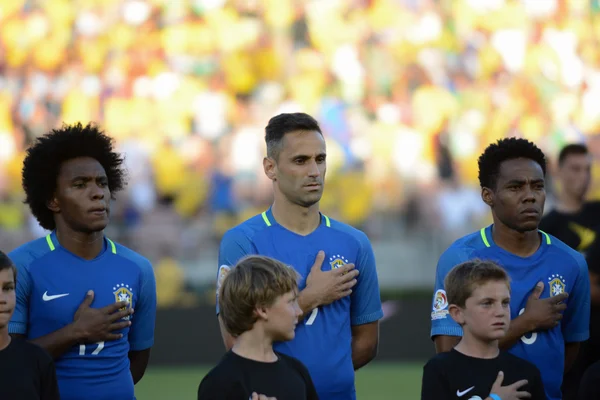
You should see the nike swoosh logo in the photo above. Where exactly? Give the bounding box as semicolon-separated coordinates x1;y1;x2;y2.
42;291;69;301
457;386;474;397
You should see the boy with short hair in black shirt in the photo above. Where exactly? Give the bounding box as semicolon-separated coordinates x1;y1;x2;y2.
422;259;546;400
198;255;318;400
0;250;59;400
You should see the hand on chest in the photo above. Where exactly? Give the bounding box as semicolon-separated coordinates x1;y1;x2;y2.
450;373;529;400
32;271;138;322
510;269;572;308
505;267;573;337
257;246;357;288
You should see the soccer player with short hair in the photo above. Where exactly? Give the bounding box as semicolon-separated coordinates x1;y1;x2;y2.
422;259;545;400
216;112;383;400
198;255;318;400
431;138;591;400
8;123;157;400
0;250;60;400
540;143;600;254
539;143;600;399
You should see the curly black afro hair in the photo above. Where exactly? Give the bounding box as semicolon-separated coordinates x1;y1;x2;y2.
22;122;127;231
478;137;546;189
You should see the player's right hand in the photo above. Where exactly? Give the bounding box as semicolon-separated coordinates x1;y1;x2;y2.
489;371;531;400
523;281;568;331
251;393;276;400
72;290;134;343
305;251;359;306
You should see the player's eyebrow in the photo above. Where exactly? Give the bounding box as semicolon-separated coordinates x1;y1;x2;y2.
479;296;510;302
291;152;326;160
70;175;107;182
504;178;543;186
504;178;527;186
292;154;310;161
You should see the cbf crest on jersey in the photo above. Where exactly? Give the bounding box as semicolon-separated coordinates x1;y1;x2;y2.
548;274;566;297
329;254;349;269
113;283;133;320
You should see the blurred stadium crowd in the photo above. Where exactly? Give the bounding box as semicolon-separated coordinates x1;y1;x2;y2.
1;0;600;305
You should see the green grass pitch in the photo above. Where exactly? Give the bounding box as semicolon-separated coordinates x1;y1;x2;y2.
134;362;424;399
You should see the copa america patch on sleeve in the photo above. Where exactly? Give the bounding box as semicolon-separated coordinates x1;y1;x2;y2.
217;265;231;294
431;289;449;320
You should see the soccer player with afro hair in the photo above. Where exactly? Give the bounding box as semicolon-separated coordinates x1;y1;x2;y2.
22;122;127;233
8;123;157;400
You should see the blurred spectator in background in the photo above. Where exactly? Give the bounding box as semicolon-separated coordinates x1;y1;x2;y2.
540;144;600;254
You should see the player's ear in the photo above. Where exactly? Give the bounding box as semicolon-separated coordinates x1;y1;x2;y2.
47;195;60;213
255;305;269;321
448;304;465;325
263;157;277;182
481;187;493;207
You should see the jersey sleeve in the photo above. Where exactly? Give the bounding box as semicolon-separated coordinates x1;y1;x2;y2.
562;253;591;343
350;231;384;325
430;246;470;339
7;250;34;335
128;258;157;351
216;229;255;315
421;359;452;400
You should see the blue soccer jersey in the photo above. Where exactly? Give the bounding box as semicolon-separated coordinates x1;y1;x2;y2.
8;232;157;400
430;225;591;400
216;208;384;400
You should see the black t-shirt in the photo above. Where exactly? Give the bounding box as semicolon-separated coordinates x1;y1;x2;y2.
421;349;546;400
539;202;600;253
198;350;319;400
0;337;60;400
578;358;600;399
